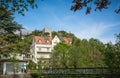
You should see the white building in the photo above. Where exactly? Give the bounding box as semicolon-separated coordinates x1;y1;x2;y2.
0;28;72;74
30;28;72;63
42;28;52;36
30;35;61;63
0;54;30;75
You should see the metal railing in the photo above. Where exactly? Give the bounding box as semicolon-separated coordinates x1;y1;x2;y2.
31;67;120;78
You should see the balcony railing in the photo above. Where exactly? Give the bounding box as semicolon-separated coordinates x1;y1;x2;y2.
0;56;31;61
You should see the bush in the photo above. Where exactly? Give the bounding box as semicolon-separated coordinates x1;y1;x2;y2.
31;71;41;78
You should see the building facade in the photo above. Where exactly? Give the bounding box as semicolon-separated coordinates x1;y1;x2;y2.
0;28;72;74
0;54;30;75
30;35;61;63
30;28;72;63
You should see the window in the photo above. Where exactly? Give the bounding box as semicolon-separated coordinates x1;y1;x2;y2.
54;40;58;44
47;48;49;51
39;40;42;44
39;47;41;51
54;42;57;44
46;40;50;44
32;55;34;58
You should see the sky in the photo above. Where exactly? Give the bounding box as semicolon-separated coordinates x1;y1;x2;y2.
14;0;120;44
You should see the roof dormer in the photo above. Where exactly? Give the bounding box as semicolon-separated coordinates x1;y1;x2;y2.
46;40;50;44
38;40;42;44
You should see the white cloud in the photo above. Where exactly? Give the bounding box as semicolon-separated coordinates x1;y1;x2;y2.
46;11;120;44
73;22;120;43
13;0;120;44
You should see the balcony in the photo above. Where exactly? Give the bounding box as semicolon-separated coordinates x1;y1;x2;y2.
0;55;32;61
36;54;50;59
36;44;52;48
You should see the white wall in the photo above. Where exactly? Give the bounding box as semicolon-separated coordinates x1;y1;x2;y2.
52;35;60;49
2;62;27;75
31;35;61;63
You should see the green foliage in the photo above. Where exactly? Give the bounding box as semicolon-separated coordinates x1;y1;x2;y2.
27;60;36;70
115;33;120;48
0;7;22;34
72;38;105;67
51;42;71;68
52;31;58;37
52;30;76;38
72;38;81;46
31;70;42;78
18;34;33;55
104;34;120;68
0;0;38;15
0;34;19;57
11;55;20;74
31;30;42;36
68;46;81;68
44;32;50;36
88;38;105;67
71;0;114;14
51;37;106;68
104;43;116;67
37;58;50;69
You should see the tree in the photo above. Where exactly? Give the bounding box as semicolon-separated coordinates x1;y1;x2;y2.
51;42;71;68
77;38;105;67
0;34;20;57
68;46;81;68
0;7;22;34
114;34;120;68
10;51;20;78
27;60;36;70
88;38;105;67
50;37;106;68
67;38;81;68
79;39;90;67
37;58;50;69
72;38;81;46
31;30;42;36
52;31;58;37
104;34;120;68
71;0;120;14
1;0;119;17
115;33;120;48
18;34;33;56
44;32;50;36
0;0;37;16
0;5;23;58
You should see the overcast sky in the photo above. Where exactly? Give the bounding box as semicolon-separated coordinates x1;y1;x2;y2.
14;0;120;44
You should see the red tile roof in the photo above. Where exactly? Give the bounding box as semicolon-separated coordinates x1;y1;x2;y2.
63;38;72;44
34;36;72;45
35;36;52;44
